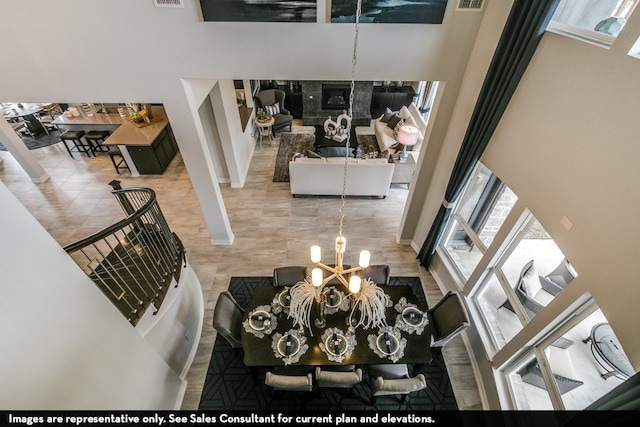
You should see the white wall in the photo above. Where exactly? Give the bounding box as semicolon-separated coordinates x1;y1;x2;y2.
0;182;184;409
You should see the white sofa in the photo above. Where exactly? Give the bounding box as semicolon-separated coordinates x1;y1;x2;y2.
373;103;427;159
289;157;395;198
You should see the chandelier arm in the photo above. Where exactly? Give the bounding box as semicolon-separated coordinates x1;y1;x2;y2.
314;262;338;273
342;266;365;275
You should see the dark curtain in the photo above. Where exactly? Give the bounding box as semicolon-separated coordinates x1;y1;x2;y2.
418;0;560;267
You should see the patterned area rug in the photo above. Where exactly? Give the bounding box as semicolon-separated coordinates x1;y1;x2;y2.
273;133;316;182
198;276;458;411
0;129;63;151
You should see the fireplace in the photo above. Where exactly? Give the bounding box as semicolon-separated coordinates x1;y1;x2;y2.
322;84;350;110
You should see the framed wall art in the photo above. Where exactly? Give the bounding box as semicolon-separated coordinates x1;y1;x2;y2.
200;0;317;23
331;0;448;24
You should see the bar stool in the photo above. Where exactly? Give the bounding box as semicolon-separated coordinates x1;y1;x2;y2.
108;147;130;174
84;130;110;153
60;130;94;158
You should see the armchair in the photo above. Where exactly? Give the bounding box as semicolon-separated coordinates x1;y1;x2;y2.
254;89;293;134
500;260;574;348
500;260;564;320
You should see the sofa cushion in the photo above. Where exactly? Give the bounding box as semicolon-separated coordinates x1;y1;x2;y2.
522;263;542;298
326;157;359;163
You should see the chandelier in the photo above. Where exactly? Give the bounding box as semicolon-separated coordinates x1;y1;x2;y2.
309;0;367;296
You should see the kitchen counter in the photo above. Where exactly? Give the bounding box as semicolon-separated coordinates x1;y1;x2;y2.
52;106;168;146
53;106;178;176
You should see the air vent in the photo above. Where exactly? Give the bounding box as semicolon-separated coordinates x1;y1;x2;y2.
457;0;484;11
153;0;184;7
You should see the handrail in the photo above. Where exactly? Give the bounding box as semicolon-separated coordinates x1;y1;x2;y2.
62;187;157;253
63;184;185;326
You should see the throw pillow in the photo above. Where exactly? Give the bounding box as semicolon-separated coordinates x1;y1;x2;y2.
386;114;403;130
381;108;398;123
306;150;323;159
521;263;542;298
264;102;280;116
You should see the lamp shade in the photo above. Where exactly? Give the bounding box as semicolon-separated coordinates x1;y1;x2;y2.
396;125;419;146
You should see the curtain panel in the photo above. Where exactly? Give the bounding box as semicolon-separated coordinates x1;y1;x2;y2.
418;0;561;268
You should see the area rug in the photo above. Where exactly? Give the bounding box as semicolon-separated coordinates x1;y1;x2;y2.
273;132;316;182
0;129;63;151
198;276;458;411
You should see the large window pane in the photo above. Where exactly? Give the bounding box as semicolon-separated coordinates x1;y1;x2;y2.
475;272;524;350
500;217;575;321
549;0;638;46
507;307;635;410
442;163;517;279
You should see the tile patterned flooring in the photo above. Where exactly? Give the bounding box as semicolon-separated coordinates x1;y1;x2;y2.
0;128;482;410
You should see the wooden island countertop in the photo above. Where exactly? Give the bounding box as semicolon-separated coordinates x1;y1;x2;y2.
52;106;168;147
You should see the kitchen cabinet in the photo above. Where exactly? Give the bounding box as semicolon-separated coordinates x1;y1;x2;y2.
127;124;178;175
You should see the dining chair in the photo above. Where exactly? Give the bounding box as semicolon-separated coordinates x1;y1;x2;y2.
367;364;427;406
426;290;470;349
265;371;314;393
315;366;363;391
10;119;35;138
273;266;308;287
360;265;391;285
212;291;245;352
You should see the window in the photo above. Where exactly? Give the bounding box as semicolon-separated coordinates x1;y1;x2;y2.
548;0;639;47
505;304;634;410
474;213;576;352
441;163;517;281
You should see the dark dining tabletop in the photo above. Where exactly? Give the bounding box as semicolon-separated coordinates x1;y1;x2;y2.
241;284;432;369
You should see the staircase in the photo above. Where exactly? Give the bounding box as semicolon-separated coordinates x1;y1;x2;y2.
63;182;185;326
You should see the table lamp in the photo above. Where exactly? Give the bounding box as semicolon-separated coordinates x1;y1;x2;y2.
396;124;419;161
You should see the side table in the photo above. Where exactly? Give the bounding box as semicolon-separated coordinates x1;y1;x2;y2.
255;116;275;146
391;154;416;187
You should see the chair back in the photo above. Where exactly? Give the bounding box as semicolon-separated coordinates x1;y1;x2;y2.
315;367;362;388
212;291;245;349
273;266;308;287
265;371;313;392
361;265;390;285
255;89;285;109
371;374;427;397
426;291;470;348
545;258;577;289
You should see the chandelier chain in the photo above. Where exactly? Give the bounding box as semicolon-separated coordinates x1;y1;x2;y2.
338;0;362;242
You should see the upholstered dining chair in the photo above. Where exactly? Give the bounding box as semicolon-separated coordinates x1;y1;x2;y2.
212;291;245;351
360;265;391;285
315;366;363;392
426;291;470;349
367;364;427;406
273;266;308;287
265;371;314;393
254;89;293;134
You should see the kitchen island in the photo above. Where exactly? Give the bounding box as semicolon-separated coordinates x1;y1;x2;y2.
52;106;178;176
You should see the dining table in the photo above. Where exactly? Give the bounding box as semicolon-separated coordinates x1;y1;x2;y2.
1;103;47;136
241;284;433;383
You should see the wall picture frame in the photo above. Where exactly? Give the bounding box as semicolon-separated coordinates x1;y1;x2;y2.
200;0;317;23
331;0;448;24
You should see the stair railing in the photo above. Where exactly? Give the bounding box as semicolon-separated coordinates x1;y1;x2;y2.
63;181;185;326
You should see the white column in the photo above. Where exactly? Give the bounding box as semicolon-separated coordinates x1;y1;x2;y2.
0;117;49;183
